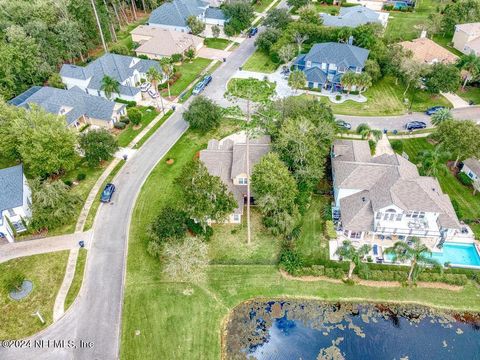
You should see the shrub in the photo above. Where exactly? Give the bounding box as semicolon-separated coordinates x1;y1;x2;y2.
390;140;404;153
279;244;303;274
458;172;474;186
76;173;86;181
110;43;131;55
324;220;337;239
127;107;142;126
3;271;25;292
63;179;73;187
121;117;130;125
114;121;126;130
368;139;376;155
149;206;188;244
451;199;463;219
114;98;137;107
171;53;183;63
335;94;341;101
322;203;332;221
185;218;213;240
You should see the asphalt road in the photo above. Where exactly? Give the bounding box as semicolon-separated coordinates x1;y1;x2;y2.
0;34;260;360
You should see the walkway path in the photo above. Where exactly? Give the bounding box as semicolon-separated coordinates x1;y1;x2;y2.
375;134;394;156
53;247;80;321
441;92;470;109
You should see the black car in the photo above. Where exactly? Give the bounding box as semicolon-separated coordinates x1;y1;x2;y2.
405;121;427;131
248;27;258;38
336;120;352;130
101;183;115;203
425;106;445;115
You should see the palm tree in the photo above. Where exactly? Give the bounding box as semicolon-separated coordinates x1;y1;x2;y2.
335;240;371;280
418;146;449;177
146;67;165;112
288;70;306;94
356;123;382;141
357;73;372;93
160;58;174;98
90;0;108;53
384;237;440;283
340;72;356;94
431;108;453;126
457;53;480;90
100;75;120;99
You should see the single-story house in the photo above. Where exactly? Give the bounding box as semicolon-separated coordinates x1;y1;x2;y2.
453;22;480;56
132;25;204;60
462;158;480;182
148;0;227;35
199;133;271;223
60;53;164;102
399;36;459;65
9;86;126;129
293;42;369;92
0;165;31;243
320;5;389;28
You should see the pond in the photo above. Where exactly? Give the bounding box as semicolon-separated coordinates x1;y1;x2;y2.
224;300;480;360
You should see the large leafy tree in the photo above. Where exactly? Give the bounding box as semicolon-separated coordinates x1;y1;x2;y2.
255;28;281;53
432;120;480;168
457;53;480;90
287;0;310;10
288;70;306;93
180;161;237;230
385;238;440;283
223;1;254;36
183;96;222;132
424;63;461;94
79;129;118;167
149;206;187;245
335;240;371;280
417;146;450;177
263;8;292;30
186;15;205;35
441;0;480;35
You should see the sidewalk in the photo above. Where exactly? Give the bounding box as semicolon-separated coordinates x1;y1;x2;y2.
441;92;470;109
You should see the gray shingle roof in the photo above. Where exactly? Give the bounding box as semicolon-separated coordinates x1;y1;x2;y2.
299;42;369;69
60;54;161;97
304;67;327;83
9;86;124;126
463;158;480;176
321;5;382;27
148;0;210;27
205;7;226;20
0;165;24;213
332;140;460;231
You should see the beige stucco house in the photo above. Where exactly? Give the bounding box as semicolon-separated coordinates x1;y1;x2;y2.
453;23;480;56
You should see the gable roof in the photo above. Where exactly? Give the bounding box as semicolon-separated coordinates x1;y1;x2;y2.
332;140;460;230
463;158;480;176
60;53;161;97
455;22;480;34
399;37;458;64
148;0;210;27
0;165;25;213
205;7;226;20
9;86;124;126
296;42;369;69
321;5;382;27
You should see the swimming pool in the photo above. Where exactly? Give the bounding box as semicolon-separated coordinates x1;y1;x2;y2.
429;242;480;268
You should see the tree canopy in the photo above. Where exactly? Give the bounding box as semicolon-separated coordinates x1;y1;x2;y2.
424;63;461;94
183;96;222;132
79;129;119;167
223;1;255;36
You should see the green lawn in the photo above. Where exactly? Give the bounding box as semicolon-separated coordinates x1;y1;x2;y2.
117;107;160;147
242;50;278;73
178;60;222;103
121;122;480;359
393;138;480;236
169;58;212;97
253;0;277;13
227;78;276;102
0;252;69;340
65;249;87;310
204;38;231;50
312;76;451;116
457;86;480;105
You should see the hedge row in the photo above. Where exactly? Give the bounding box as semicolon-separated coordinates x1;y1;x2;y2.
292;265;345;279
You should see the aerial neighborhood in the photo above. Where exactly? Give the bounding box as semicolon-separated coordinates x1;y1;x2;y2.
1;0;480;359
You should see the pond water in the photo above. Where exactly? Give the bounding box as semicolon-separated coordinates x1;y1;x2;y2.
225;300;480;360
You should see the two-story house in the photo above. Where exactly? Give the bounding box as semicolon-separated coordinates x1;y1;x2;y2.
453;22;480;56
293;42;370;92
331;140;463;253
199;133;270;223
0;165;31;243
9;86;126;129
60;53;164;102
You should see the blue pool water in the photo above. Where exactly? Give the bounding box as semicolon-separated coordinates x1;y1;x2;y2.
430;242;480;267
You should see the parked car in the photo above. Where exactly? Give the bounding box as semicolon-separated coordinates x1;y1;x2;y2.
336;120;352;130
248;27;258;38
101;183;115;203
425;106;445;115
140;82;151;92
148;89;159;98
192;75;213;95
405;121;427;131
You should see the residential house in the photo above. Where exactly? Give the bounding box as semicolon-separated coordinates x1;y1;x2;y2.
399;36;459;65
345;0;385;11
331;140;465;257
9;86;126;129
132;25;204;60
0;165;31;243
320;5;389;28
453;22;480;56
199;133;271;223
293;42;370;92
60;53;163;102
461;158;480;182
148;0;227;37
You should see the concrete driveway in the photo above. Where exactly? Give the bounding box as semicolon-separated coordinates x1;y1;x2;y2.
197;47;231;61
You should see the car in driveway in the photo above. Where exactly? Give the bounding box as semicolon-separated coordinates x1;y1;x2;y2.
148;89;159;98
140;82;151;92
101;183;115;203
192;75;212;95
425;106;445;115
336;120;352;130
405;121;427;131
248;27;258;38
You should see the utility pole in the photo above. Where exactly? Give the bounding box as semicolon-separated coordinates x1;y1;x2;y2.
91;0;108;54
246;99;251;245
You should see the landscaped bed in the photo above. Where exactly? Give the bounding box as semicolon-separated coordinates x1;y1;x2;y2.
227;78;276;102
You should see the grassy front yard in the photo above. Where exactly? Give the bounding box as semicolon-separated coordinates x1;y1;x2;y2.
227;78;276;102
313;76;451;116
253;0;277;13
0;252;69;340
242;50;278;73
457;86;480;105
204;38;231;50
117;107;159;147
169;58;212;97
121;122;480;359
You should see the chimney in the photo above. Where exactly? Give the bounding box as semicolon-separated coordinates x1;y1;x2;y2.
420;30;427;39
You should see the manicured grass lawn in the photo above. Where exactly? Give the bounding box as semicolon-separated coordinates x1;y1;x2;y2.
313;3;341;15
65;249;87;310
253;0;276;13
121;123;480;359
457;86;480;105
84;160;125;231
394;138;480;236
117;107;159;147
313;76;450;116
169;58;212;97
204;38;231;50
0;252;69;340
178;60;222;103
242;50;278;73
227;78;276;102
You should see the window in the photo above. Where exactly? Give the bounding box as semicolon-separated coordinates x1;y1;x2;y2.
350;231;361;239
419;212;425;219
233;214;240;222
468;171;475;179
376;212;382;220
7;208;15;217
396;214;403;221
383;213;389;220
238;178;248;185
